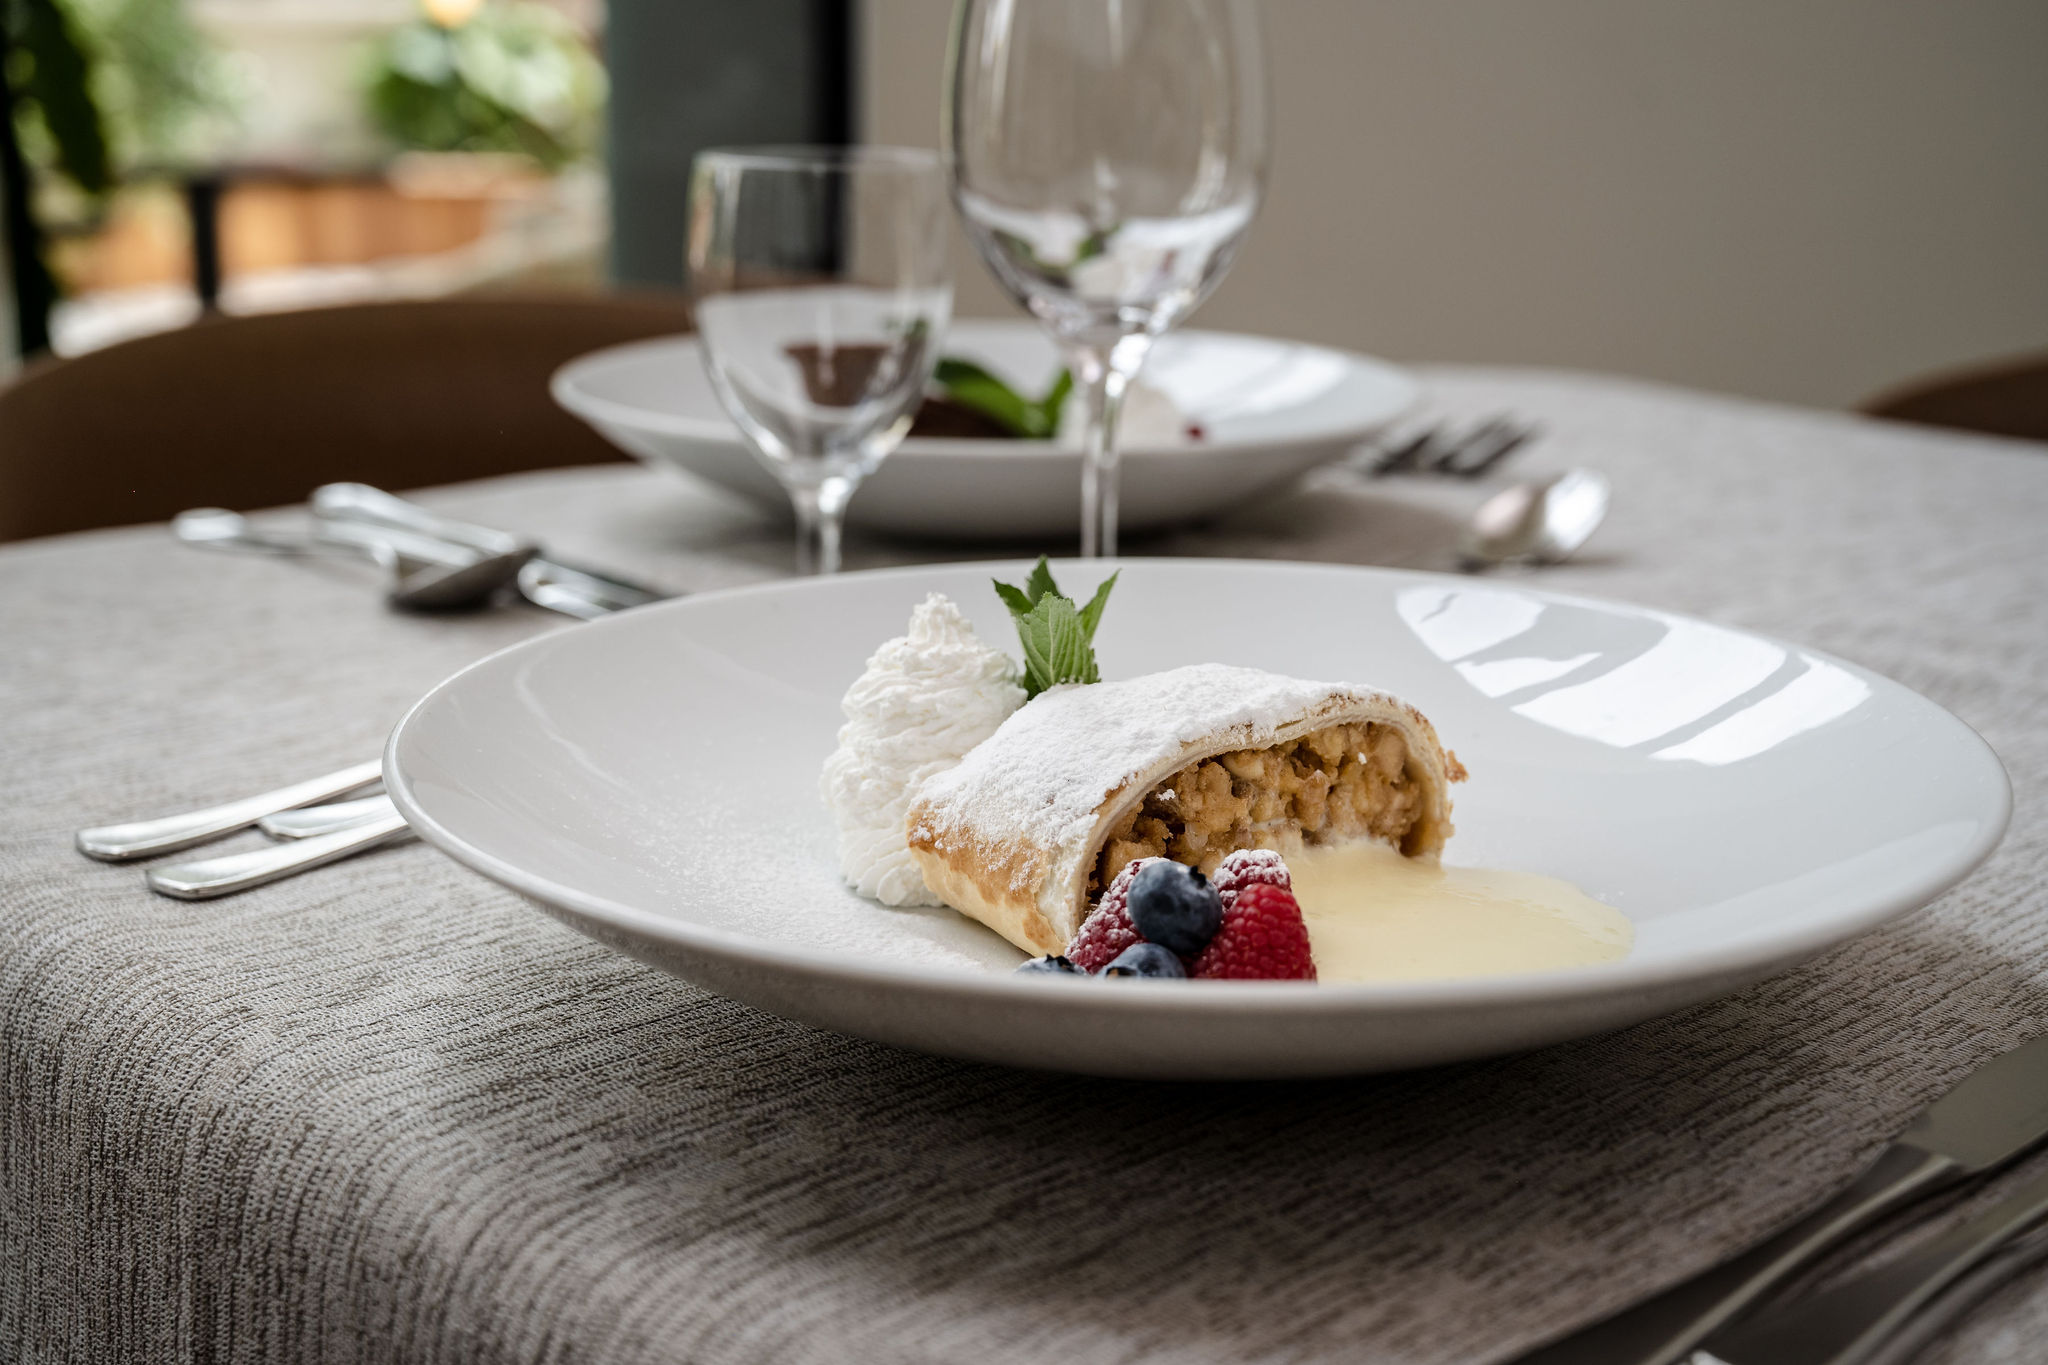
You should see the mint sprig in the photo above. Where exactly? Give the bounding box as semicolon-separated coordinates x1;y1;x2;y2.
993;557;1118;699
933;358;1074;439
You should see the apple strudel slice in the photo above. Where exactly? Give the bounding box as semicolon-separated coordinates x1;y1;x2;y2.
905;663;1466;956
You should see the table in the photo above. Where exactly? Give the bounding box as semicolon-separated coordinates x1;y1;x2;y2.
4;368;2045;1364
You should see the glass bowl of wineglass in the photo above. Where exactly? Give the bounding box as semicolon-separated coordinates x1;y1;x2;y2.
687;145;954;574
945;0;1268;556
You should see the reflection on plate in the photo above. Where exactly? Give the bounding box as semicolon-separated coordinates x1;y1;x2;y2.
385;561;2009;1079
550;321;1419;540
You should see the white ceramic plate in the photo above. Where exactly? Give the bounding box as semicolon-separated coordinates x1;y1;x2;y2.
385;561;2009;1079
549;321;1419;539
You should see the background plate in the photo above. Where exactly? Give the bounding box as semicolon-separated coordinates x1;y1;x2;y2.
550;322;1419;539
385;561;2009;1078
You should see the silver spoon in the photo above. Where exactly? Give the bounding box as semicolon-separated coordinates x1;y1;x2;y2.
172;507;536;611
1459;468;1611;569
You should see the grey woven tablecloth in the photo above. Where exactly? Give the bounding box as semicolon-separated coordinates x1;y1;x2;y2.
5;367;2046;1364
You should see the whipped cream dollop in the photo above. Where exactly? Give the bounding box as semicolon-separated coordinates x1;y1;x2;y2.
821;593;1025;906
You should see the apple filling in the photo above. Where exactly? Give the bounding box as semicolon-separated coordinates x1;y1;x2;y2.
1090;722;1426;895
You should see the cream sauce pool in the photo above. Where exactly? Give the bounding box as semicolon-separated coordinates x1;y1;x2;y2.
1289;842;1632;983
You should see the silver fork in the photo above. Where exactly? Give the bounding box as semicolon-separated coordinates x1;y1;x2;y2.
77;760;385;862
1361;416;1540;479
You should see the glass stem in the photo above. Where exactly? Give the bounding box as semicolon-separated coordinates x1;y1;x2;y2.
1070;344;1136;559
789;474;854;575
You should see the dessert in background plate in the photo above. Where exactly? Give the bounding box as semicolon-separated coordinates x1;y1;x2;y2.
820;561;1634;983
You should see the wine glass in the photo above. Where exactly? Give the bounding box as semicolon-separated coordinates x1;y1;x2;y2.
945;0;1268;557
686;146;953;575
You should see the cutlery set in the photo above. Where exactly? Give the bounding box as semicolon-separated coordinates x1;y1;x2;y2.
1351;416;1612;570
172;483;667;619
80;485;661;898
78;475;2030;1362
1510;1033;2048;1364
1359;415;1542;479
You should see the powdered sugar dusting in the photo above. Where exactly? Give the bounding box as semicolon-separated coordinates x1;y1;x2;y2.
909;664;1384;860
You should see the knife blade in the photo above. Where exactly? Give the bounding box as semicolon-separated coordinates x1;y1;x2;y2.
311;482;671;611
1508;1034;2048;1365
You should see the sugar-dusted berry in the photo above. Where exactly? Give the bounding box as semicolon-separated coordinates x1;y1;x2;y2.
1211;848;1292;909
1066;856;1156;971
1190;882;1316;981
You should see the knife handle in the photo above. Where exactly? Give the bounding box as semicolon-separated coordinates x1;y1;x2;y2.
1694;1161;2048;1365
314;483;668;608
1511;1143;1959;1365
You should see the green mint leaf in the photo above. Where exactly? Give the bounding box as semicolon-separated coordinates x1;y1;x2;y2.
1038;368;1075;431
943;375;1040;436
1013;597;1061;698
934;357;1002;388
1076;570;1119;644
1023;556;1061;606
932;357;1055;437
992;578;1034;620
931;358;1073;439
993;559;1117;697
1023;594;1093;698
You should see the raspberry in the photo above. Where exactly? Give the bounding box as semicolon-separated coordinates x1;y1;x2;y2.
1190;883;1316;981
1066;856;1156;971
1212;848;1292;909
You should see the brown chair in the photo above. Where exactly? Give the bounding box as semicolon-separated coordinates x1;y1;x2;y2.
1860;350;2048;444
0;293;691;543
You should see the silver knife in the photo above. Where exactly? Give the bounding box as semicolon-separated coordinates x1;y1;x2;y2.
312;482;671;613
1694;1159;2048;1365
1510;1035;2048;1365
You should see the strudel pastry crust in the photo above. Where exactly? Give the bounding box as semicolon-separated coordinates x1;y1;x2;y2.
905;664;1465;955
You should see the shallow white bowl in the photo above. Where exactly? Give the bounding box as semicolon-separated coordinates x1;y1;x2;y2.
385;561;2009;1079
549;322;1419;539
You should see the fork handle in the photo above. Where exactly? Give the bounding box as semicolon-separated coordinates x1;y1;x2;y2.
144;813;413;900
258;794;399;840
76;759;385;862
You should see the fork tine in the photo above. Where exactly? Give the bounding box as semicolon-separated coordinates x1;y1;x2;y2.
1454;423;1539;479
1438;422;1512;476
1373;424;1444;476
1430;418;1511;474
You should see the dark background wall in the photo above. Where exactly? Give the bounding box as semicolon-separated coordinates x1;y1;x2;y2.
606;0;855;289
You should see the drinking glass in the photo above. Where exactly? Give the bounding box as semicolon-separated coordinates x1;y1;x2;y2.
945;0;1268;557
687;147;953;574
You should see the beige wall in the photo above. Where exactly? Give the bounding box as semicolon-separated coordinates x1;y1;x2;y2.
862;1;2048;408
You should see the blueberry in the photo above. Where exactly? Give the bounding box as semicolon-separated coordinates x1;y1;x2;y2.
1125;860;1223;956
1014;954;1084;975
1100;943;1187;979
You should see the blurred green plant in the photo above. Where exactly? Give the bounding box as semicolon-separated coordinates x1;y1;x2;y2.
66;0;240;168
365;1;605;171
3;0;110;354
3;0;235;353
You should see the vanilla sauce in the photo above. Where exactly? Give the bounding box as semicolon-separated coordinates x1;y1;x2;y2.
1287;842;1632;983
